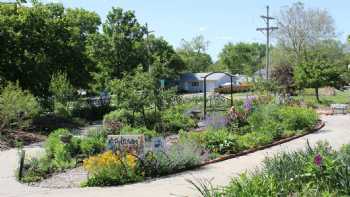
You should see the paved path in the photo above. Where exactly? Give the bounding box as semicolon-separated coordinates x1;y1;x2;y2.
1;115;350;197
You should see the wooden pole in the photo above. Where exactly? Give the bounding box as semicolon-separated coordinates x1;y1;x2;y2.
230;76;233;106
204;78;207;118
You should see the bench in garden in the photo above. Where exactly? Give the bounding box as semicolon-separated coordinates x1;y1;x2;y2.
331;104;348;114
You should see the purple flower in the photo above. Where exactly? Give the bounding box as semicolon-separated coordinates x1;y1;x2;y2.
202;112;229;129
314;154;323;166
243;96;255;111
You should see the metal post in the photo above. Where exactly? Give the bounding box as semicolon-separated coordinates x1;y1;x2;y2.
18;150;25;181
203;78;207;118
230;76;233;106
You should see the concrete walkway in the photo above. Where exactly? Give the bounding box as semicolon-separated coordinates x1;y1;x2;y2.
1;115;350;197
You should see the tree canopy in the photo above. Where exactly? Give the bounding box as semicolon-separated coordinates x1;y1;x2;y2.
294;40;347;101
0;2;100;97
276;2;336;65
218;42;265;75
177;35;213;72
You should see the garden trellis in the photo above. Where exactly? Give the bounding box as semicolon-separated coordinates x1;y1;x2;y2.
202;72;235;118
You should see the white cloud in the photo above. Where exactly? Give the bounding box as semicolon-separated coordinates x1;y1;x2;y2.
199;26;208;32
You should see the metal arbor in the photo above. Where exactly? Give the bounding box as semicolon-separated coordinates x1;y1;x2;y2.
202;72;235;118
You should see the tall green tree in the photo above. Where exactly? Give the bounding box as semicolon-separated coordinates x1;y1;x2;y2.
276;2;336;65
177;35;213;72
294;40;346;102
0;2;100;97
147;35;185;81
218;42;265;75
87;7;146;91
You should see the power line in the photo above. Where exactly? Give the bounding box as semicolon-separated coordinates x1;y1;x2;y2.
256;6;278;80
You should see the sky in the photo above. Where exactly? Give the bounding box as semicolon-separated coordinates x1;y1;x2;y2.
34;1;350;60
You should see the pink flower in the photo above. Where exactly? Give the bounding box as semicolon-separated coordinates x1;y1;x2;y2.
314;154;323;166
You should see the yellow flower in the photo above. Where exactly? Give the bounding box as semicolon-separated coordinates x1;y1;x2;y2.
83;151;138;173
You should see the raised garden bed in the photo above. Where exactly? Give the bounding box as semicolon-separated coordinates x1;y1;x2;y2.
20;120;325;188
201;120;325;166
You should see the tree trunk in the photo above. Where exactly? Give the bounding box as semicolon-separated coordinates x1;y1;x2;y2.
141;106;146;125
315;87;320;103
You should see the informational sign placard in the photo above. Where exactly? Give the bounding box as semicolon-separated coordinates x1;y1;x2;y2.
107;135;145;155
160;79;165;89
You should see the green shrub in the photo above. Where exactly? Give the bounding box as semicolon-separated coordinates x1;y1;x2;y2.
0;83;40;131
237;131;274;150
49;72;75;118
203;129;239;154
83;151;142;187
20;128;108;183
246;104;317;139
179;130;206;147
142;142;203;177
19;156;52;183
278;106;318;131
120;125;158;138
246;104;279;130
45;129;77;170
80;128;107;156
161;105;196;133
180;129;239;155
202;141;350;196
103;109;133;133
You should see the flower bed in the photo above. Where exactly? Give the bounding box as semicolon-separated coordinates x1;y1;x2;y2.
194;141;350;196
18;96;323;187
82;142;204;187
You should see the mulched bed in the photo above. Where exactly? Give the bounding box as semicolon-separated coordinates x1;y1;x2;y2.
29;121;325;189
0;130;46;150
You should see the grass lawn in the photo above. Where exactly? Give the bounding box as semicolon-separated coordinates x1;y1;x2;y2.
223;91;255;100
293;88;350;107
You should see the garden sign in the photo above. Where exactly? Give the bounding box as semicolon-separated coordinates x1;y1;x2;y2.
107;135;145;155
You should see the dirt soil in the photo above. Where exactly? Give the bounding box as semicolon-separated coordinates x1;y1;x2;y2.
0;130;46;150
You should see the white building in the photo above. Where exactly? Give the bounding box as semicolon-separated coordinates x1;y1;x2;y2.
179;73;234;93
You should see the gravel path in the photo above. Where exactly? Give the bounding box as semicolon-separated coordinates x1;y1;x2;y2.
76;121;103;136
1;115;350;197
31;167;87;189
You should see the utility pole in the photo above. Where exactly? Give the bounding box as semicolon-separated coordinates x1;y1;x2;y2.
145;23;155;73
256;6;278;80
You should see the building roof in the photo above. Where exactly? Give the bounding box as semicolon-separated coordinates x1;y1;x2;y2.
254;68;267;79
180;73;233;81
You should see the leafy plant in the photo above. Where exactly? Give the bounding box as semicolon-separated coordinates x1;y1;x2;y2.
45;129;77;170
19;156;52;183
161;105;196;133
200;142;350;196
80;128;107;156
141;142;203;177
119;125;158;138
103;109;132;133
203;129;239;154
0;82;40;131
83;151;142;186
49;72;75;117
